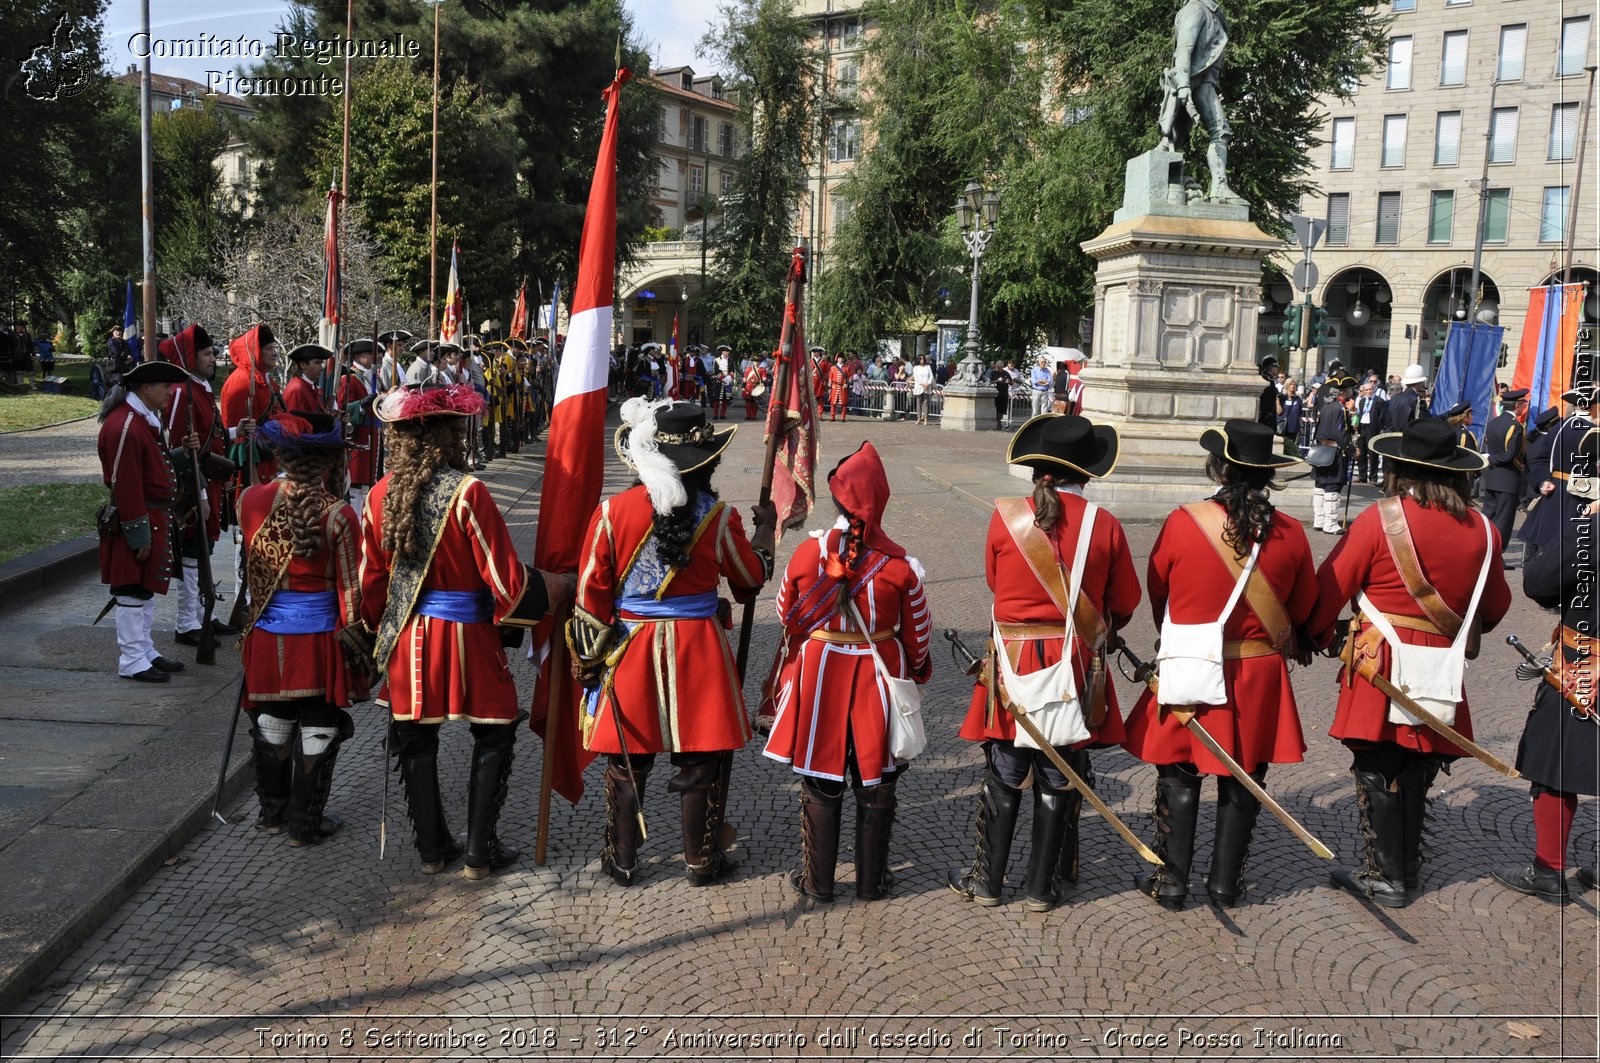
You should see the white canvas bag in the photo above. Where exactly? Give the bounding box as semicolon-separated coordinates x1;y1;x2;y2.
1359;515;1493;728
846;598;927;761
998;505;1098;751
1156;538;1262;707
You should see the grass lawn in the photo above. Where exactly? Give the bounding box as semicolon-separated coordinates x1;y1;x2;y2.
0;482;104;564
0;393;100;432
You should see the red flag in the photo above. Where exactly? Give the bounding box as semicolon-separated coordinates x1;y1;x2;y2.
509;282;529;341
529;67;632;803
667;312;681;398
764;246;817;537
317;184;342;358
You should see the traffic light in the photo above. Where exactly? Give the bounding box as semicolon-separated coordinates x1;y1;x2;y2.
1279;303;1304;351
1308;306;1329;347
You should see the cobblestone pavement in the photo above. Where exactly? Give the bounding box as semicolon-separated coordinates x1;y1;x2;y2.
3;417;1597;1061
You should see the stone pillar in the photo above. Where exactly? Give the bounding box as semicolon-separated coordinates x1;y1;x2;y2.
1072;149;1309;518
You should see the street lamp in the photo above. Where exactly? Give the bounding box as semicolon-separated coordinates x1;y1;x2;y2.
954;178;1000;384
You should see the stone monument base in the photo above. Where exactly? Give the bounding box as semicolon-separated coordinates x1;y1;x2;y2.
939;384;995;432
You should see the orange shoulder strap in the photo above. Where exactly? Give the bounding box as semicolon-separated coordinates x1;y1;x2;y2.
1374;496;1462;639
1180;502;1293;651
995;497;1108;645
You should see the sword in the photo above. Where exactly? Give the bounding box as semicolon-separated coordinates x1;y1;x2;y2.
1340;625;1520;777
1111;637;1335;860
210;675;248;825
1507;633;1598;722
944;630;1162;867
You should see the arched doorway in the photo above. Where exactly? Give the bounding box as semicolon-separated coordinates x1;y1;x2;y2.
1537;266;1600;321
1418;268;1502;376
1318;267;1394;380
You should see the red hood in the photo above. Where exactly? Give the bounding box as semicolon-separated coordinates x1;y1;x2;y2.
158;324;211;374
828;441;903;558
228;323;275;385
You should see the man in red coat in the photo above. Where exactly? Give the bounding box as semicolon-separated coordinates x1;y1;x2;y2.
97;360;192;682
161;324;239;646
219;323;284;485
1310;417;1511;908
335;338;381;517
281;344;330;413
570;400;776;887
948;413;1140;911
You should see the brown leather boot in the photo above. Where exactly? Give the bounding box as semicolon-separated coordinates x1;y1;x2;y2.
794;777;843;903
854;774;898;901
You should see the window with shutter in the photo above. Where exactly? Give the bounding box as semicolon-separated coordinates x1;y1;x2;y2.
1327;194;1351;245
1497;24;1526;81
1435;111;1461;165
1484;189;1510;242
1428;191;1455;243
1550;102;1579;160
1541;187;1569;242
1560;17;1591;77
1440;31;1468;86
1489;107;1518;163
1330;117;1355;169
1377;192;1401;244
1382;115;1407;166
1388;37;1413;90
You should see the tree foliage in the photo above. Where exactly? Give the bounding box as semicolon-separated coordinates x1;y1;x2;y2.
151;99;238;285
698;0;817;355
818;0;1389;353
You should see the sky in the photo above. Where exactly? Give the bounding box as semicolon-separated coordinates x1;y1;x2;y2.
100;0;723;84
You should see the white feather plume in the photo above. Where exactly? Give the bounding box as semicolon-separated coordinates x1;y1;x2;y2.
621;397;687;515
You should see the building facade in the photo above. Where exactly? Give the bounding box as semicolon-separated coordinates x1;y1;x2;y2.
113;69;259;214
1291;0;1597;383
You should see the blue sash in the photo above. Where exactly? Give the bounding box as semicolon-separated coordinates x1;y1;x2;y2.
416;590;494;624
255;590;338;635
617;592;720;620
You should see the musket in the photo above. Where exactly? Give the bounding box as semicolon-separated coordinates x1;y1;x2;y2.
945;630;1163;867
1111;637;1335;860
210;674;248;824
1507;633;1598;722
1340;623;1520;777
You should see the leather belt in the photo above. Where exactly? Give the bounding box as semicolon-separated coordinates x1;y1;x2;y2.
808;627;896;645
995;622;1068;641
1223;639;1280;659
1561;624;1596;654
1553;470;1570;481
1361;612;1444;636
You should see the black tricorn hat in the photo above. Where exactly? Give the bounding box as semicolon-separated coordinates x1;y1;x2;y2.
1562;383;1600;406
121;360;189;386
340;338;376;359
1199;418;1303;469
1006;413;1119;479
377;329;413;347
615;400;736;475
287;343;334;363
1369;417;1489;472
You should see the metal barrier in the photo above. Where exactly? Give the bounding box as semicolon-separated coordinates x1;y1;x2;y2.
850;380;946;423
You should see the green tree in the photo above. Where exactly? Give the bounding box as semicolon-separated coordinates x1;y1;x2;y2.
698;0;817;354
152;99;236;285
819;0;1388;353
320;63;521;320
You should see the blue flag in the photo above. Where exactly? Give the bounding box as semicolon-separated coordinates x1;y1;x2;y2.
1429;321;1504;443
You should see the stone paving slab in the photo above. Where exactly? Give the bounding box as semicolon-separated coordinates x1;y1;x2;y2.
0;415;1595;1060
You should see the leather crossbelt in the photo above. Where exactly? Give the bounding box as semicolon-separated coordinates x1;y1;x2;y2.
995;622;1069;641
1361;612;1444;637
1561;624;1596;654
1223;639;1280;659
808;627;896;645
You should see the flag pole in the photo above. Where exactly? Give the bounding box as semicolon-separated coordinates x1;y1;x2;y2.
428;0;443;340
138;0;157;357
339;0;353;357
735;242;806;684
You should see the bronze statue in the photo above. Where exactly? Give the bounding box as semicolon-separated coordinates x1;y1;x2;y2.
1157;0;1239;203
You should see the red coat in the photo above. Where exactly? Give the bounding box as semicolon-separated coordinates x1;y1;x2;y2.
239;481;364;708
220;326;284;482
97;400;179;594
762;530;932;784
281;374;323;414
576;485;767;755
359;474;535;723
336;371;377;486
164;376;226;541
1308;497;1511;756
1122;502;1319;774
959;492;1142;748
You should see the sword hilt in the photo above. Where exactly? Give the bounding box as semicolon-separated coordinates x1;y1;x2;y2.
1111;636;1156;685
1508;633;1559;682
943;629;982;677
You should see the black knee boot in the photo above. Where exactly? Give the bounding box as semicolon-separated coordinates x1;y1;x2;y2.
1402;756;1441;891
672;753;738;886
286;710;353;847
794;777;843;903
394;723;459;873
1206;771;1264;907
1055;750;1091;888
1134;764;1202;910
601;754;651;885
249;724;293;834
1331;768;1408;908
947;770;1022;906
1024;778;1072;912
463;722;519;880
855;774;898;901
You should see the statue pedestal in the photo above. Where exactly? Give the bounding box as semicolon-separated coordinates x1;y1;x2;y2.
939;383;995;431
1074;150;1311;519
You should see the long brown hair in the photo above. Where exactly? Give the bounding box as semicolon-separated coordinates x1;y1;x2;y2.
1204;454;1278;559
276;448;343;557
382;418;468;561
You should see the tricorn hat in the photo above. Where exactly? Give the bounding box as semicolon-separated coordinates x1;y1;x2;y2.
1369;417;1489;472
377;329;413;347
121;360;189;386
1561;383;1600;406
1199;418;1303;469
287;343;334;363
340;338;376;359
1006;412;1119;479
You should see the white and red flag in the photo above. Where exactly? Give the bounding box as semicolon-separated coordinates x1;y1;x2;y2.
530;66;632;804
